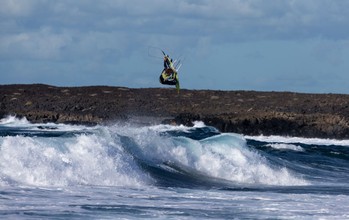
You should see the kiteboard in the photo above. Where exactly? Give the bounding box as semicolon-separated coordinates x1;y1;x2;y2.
175;72;180;93
173;57;181;93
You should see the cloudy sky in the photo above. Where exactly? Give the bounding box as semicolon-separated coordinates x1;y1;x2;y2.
1;0;349;93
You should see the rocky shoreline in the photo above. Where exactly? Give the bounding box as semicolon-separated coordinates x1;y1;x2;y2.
1;84;349;139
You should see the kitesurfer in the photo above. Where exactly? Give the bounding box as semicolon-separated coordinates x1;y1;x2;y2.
163;55;171;69
159;54;177;85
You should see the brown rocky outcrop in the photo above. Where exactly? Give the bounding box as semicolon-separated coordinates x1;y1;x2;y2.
1;84;349;139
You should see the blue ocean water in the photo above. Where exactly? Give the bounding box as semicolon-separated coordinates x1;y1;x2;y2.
0;116;349;219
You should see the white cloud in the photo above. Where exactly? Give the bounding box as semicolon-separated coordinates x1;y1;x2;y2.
0;27;73;60
2;0;349;91
3;1;349;48
0;0;39;17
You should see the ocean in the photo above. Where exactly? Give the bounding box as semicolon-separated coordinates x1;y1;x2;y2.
0;116;348;219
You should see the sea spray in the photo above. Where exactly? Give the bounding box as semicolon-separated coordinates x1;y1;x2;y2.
0;132;151;187
2;116;349;219
0;116;309;188
111;124;309;186
175;134;308;186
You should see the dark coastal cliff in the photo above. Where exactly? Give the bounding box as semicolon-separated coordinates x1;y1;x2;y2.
1;84;349;139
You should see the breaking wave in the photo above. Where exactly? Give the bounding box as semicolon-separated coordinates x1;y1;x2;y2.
0;116;311;188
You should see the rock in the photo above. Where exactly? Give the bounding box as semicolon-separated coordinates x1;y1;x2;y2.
1;84;349;139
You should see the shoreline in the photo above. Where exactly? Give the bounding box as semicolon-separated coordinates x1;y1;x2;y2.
1;84;349;139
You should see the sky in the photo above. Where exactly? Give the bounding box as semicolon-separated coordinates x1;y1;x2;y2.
1;0;349;94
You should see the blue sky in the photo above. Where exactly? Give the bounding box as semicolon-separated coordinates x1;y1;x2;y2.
1;0;349;93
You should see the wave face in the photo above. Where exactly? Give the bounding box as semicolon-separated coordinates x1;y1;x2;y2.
1;116;348;190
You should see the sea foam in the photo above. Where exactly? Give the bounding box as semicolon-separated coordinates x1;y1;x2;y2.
0;131;151;187
0;117;308;188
